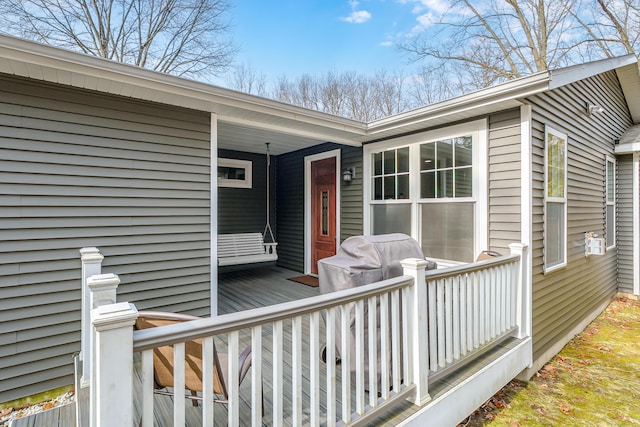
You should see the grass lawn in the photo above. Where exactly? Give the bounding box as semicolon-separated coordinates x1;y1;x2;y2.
460;297;640;426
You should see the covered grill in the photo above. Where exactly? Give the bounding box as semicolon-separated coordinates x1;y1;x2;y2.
318;233;434;389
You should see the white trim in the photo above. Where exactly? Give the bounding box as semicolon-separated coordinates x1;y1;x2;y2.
606;155;616;250
520;105;533;325
520;106;533;249
304;149;342;275
399;338;532;427
615;142;640;154
210;113;218;317
543;126;568;273
363;119;488;261
634;153;640;296
217;157;252;188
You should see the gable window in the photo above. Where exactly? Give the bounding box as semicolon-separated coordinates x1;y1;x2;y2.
218;158;252;188
606;157;616;249
544;126;567;272
365;120;487;263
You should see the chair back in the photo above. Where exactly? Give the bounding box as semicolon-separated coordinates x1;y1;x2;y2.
135;311;227;397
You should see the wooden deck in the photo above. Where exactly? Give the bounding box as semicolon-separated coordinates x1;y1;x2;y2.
12;264;525;426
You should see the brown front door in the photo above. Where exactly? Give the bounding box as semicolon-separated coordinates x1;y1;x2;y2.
311;157;337;274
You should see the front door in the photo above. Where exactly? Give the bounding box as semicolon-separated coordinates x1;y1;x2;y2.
311;157;337;274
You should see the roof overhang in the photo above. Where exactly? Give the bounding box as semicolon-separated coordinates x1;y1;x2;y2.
0;34;366;155
0;35;639;154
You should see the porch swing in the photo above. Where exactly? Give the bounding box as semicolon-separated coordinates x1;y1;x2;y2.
217;143;278;266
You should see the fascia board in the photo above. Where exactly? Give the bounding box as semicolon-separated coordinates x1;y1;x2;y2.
548;54;638;89
365;73;550;136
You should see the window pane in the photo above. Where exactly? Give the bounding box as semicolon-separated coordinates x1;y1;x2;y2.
322;191;329;235
373;152;383;176
606;204;615;247
397;147;409;173
372;204;412;235
397;174;409;199
421;143;435;171
455;137;473;167
373;177;382;200
546;201;565;267
421;202;474;262
384;150;395;174
218;166;245;180
547;131;566;198
455;167;472;197
438;169;454;198
384;176;395;199
607;161;614;202
421;171;435;198
437;140;454;168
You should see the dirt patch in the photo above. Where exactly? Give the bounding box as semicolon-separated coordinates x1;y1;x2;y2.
458;297;640;426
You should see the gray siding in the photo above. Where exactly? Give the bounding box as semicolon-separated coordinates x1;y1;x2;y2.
617;154;634;294
218;149;276;237
0;76;211;402
276;143;362;272
488;109;522;253
340;146;364;240
527;70;633;361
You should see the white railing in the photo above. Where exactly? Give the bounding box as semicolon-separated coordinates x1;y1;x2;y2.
423;249;523;382
83;243;529;427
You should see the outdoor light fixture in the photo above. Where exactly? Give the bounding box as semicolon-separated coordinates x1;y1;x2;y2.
586;102;605;116
343;167;355;182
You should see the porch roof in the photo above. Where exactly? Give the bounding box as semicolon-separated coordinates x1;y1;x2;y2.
615;123;640;154
1;34;638;155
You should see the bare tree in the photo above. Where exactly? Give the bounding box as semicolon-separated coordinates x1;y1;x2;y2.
0;0;236;78
271;70;411;121
399;0;580;86
573;0;640;58
225;63;268;97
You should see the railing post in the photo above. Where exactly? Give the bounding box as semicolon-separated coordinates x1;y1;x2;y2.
80;247;103;387
91;302;138;427
509;243;530;339
88;273;121;427
401;258;431;406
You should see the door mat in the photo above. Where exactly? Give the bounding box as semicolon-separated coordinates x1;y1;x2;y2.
288;275;319;287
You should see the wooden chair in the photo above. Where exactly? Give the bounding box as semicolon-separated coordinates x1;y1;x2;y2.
135;311;254;409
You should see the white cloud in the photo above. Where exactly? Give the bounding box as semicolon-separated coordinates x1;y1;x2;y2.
340;0;372;24
380;40;393;47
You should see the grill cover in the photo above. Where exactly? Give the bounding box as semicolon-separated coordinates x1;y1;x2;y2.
318;233;426;293
318;233;427;390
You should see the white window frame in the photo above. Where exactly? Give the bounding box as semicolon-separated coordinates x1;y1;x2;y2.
544;126;568;273
606;156;616;249
363;119;488;263
218;158;252;188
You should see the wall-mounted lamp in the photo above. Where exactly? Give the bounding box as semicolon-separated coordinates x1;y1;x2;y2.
586;102;605;116
343;167;355;182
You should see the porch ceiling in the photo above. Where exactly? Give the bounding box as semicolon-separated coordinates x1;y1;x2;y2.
218;122;338;155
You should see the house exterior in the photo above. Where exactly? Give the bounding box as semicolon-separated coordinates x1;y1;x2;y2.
1;32;639;415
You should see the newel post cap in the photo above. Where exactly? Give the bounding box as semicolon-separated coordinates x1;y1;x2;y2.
92;302;138;331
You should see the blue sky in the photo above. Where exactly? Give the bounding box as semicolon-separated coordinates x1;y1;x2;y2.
227;0;436;81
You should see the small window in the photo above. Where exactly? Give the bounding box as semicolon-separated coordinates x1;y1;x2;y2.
544;126;567;272
218;158;252;188
606;157;615;249
371;147;410;200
